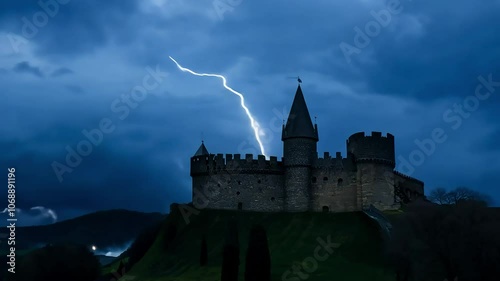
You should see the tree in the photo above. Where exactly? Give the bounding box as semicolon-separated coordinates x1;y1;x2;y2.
244;225;271;281
388;199;500;281
221;219;240;281
428;187;492;206
15;243;101;281
200;234;208;266
116;260;125;276
428;187;449;204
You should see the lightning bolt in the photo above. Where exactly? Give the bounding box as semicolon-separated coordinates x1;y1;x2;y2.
169;56;267;157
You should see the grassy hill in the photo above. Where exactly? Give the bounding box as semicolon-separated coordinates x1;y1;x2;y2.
122;208;395;281
1;209;165;253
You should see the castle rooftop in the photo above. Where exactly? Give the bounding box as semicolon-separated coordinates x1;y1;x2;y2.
282;85;318;141
193;141;209;156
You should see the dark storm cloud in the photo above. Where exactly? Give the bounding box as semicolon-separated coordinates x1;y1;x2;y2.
1;0;500;225
12;61;43;77
0;0;139;58
348;2;500;102
65;84;84;94
52;67;73;77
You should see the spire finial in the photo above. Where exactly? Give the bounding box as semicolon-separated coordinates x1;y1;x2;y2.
297;76;302;84
314;116;317;124
201;131;204;143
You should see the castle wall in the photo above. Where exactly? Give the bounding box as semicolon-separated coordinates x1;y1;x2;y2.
189;131;424;213
310;167;358;212
394;171;425;201
193;172;285;211
191;153;285;212
357;161;398;211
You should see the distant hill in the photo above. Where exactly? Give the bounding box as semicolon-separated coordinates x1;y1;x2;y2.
3;209;165;252
114;207;394;281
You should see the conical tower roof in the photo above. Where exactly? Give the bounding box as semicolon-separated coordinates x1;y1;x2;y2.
282;85;318;140
193;141;209;156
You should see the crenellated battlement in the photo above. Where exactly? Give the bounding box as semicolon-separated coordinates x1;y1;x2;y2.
346;131;394;143
190;153;284;176
346;131;395;167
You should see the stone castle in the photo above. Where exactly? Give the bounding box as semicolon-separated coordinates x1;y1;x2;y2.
190;85;424;212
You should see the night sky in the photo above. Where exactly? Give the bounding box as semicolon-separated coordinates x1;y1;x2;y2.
1;0;499;226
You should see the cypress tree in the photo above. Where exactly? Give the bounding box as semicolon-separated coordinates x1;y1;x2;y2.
244;224;271;281
200;234;208;266
221;219;239;281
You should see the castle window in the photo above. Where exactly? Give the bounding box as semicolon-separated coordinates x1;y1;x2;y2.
257;179;261;184
237;180;241;185
337;178;343;186
323;177;328;181
312;177;317;183
322;206;329;212
238;202;243;210
217;183;221;187
271;197;275;201
236;191;240;195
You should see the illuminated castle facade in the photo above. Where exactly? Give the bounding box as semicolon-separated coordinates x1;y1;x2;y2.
190;85;424;212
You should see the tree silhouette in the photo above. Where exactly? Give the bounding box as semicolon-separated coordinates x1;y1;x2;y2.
164;220;178;251
244;224;271;281
116;260;125;276
388;199;500;281
221;219;239;281
428;187;492;206
200;234;208;266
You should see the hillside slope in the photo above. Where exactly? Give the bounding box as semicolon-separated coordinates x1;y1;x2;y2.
9;209;165;251
127;208;394;281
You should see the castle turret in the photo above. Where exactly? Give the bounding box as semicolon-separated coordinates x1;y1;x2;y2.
194;141;209;156
282;85;318;211
346;132;397;210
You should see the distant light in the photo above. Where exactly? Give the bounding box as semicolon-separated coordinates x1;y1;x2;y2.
91;245;96;251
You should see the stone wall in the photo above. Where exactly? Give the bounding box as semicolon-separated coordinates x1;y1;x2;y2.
193;172;285;212
394;171;425;201
310;168;358;212
356;162;398;211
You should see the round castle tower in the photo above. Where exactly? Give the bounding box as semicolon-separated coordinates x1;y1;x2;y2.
282;85;319;211
346;132;396;210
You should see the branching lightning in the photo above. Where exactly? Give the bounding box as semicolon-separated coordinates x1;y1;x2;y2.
169;56;267;157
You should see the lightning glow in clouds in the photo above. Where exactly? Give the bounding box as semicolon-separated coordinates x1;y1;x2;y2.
169;56;267;157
